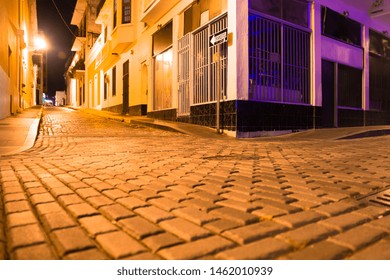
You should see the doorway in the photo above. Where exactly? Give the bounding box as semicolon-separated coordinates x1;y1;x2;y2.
122;60;129;115
141;63;148;107
321;60;336;128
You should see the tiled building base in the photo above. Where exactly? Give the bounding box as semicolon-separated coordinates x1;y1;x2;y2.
148;100;390;136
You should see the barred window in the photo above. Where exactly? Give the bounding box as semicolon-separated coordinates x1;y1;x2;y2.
248;15;310;104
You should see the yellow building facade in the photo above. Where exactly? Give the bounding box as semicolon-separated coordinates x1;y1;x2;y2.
70;0;228;116
0;0;39;119
69;0;390;136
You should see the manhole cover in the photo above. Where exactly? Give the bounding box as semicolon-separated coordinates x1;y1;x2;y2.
358;187;390;208
203;154;263;161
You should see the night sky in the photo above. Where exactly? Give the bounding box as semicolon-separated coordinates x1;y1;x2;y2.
36;0;77;98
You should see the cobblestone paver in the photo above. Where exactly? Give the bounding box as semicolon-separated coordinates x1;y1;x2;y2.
0;107;390;259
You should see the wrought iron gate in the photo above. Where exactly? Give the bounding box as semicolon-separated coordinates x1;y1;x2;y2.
178;33;191;116
177;15;228;117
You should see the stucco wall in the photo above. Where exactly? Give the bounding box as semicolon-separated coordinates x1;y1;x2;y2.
0;67;10;119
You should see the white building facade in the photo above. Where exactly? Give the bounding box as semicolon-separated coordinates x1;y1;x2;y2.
68;0;390;137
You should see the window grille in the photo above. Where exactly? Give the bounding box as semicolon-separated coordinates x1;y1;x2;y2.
193;15;227;105
249;15;310;104
178;34;191;116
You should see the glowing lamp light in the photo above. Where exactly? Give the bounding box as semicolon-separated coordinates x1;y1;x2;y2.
34;36;48;50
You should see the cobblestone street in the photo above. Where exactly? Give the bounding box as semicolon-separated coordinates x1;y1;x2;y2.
1;107;390;260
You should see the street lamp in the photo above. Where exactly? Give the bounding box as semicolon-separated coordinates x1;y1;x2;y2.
34;36;47;50
32;35;48;105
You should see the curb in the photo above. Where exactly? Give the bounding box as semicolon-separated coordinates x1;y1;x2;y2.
72;107;185;135
21;106;43;152
0;106;43;156
130;119;185;134
69;107;230;138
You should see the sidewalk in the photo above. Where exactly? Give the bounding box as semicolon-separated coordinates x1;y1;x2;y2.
0;106;42;156
72;107;228;139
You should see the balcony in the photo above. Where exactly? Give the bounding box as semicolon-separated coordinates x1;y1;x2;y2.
96;0;113;24
71;0;87;26
111;24;136;54
71;37;86;52
71;26;87;52
87;33;104;65
96;0;106;18
96;40;120;70
140;0;181;25
71;58;86;79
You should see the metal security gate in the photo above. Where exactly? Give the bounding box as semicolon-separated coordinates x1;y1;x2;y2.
210;18;228;102
193;15;227;105
178;33;191;116
249;15;310;104
193;27;209;104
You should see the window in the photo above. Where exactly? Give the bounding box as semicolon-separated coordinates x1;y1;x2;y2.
250;0;309;28
78;14;87;37
321;6;361;47
113;0;117;28
369;29;390;57
184;6;194;35
122;0;131;23
88;32;100;48
182;0;225;35
112;66;116;96
153;21;173;56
